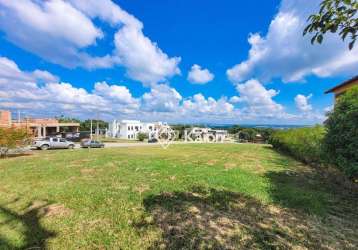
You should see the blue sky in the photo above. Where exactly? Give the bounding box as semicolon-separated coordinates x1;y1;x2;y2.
0;0;357;124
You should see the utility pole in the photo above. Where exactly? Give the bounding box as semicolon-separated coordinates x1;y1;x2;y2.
90;119;93;140
96;111;99;140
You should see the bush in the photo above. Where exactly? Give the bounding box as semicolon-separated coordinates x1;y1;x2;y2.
137;132;148;141
229;126;274;143
323;86;358;179
0;127;31;157
269;126;326;165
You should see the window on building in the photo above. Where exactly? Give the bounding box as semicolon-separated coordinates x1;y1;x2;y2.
128;135;130;139
135;126;138;131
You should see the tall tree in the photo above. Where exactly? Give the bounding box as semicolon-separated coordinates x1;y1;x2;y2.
304;0;358;50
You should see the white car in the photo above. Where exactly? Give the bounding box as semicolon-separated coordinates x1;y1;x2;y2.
32;137;75;150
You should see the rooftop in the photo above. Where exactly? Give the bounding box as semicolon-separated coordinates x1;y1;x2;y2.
325;75;358;94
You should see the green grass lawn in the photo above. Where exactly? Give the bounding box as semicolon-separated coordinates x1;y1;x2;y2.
0;144;357;249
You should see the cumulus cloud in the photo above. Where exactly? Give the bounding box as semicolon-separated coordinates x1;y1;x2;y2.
182;94;234;115
227;0;358;83
0;0;110;69
114;26;181;86
0;0;181;85
141;84;182;112
94;81;138;105
0;56;328;123
295;94;313;112
235;79;284;116
187;64;214;84
0;56;234;122
0;57;139;118
0;57;58;84
229;96;241;104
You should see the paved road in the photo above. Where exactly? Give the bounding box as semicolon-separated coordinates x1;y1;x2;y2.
78;141;237;149
103;142;160;148
29;141;240;151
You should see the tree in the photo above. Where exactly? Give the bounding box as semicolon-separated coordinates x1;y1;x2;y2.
56;116;80;123
0;127;31;157
304;0;358;50
227;125;244;135
137;132;148;141
323;86;358;179
80;120;108;132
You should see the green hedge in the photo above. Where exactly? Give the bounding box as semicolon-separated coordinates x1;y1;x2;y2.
269;126;326;165
323;86;358;179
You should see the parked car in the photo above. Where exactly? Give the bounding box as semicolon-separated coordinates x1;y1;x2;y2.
148;138;158;143
80;139;105;148
32;137;75;150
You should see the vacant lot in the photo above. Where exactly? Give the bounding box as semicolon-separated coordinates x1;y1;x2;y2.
0;144;357;249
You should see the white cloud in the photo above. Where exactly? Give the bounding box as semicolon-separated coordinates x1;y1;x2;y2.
227;0;358;84
182;94;234;116
0;0;110;69
114;26;181;86
324;105;333;113
0;57;58;83
68;0;142;28
0;56;328;124
295;94;313;112
69;0;181;85
235;79;284;116
229;96;241;104
141;84;182;112
0;57;139;118
94;81;138;105
0;0;102;47
0;0;181;85
187;64;214;84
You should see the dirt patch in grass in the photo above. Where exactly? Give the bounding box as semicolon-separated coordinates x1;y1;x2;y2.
224;163;237;170
27;201;72;218
140;187;358;250
80;168;96;175
135;185;151;195
206;160;218;166
70;159;91;167
42;204;72;217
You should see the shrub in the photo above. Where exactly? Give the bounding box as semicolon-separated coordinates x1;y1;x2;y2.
137;132;148;141
323;86;358;179
269;126;326;165
0;127;31;157
230;126;274;143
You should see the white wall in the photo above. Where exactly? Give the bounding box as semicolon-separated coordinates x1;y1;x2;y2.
108;120;162;139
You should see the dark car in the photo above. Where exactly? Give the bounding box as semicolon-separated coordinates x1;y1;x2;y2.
80;139;105;148
148;138;158;143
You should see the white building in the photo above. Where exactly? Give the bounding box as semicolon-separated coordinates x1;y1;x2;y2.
107;120;162;140
184;127;228;142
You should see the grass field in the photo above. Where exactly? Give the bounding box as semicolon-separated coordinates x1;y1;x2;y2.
0;144;357;249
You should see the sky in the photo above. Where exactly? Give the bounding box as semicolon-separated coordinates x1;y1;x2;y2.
0;0;357;125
